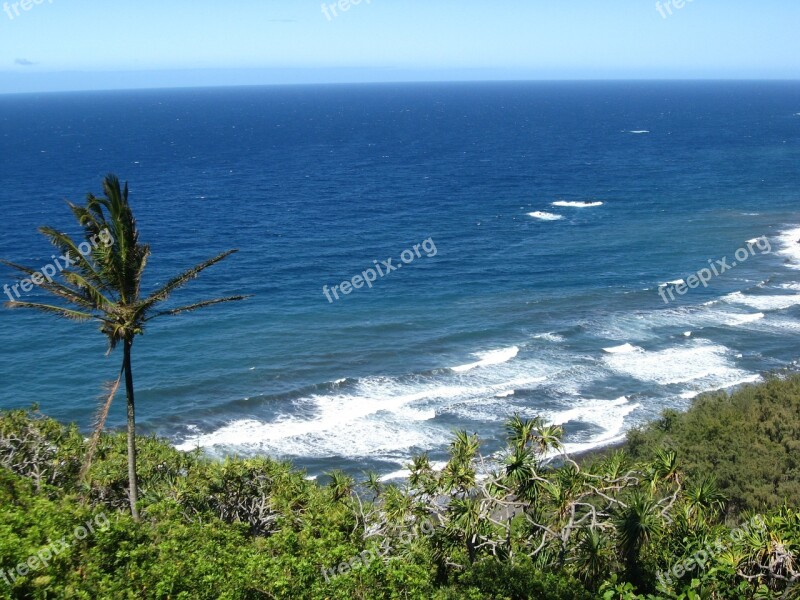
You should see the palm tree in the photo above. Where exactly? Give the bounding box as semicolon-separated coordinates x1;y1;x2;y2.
1;175;248;521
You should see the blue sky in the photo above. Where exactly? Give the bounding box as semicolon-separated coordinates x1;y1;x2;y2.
0;0;798;93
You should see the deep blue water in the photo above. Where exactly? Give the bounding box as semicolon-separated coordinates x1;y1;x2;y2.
1;81;799;479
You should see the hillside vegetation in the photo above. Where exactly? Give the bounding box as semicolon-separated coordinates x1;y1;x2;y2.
625;373;800;514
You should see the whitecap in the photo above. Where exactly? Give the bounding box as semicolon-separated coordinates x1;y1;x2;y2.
726;312;765;326
528;211;564;221
722;291;800;311
777;226;800;269
552;201;604;208
628;130;650;134
602;343;643;354
452;346;520;373
533;332;565;343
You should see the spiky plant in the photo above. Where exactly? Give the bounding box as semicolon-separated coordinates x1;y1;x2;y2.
327;470;355;502
1;175;249;521
572;527;613;591
505;413;542;451
533;422;564;455
684;475;726;522
613;490;663;586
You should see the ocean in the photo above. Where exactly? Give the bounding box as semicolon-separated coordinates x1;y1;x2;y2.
1;81;799;480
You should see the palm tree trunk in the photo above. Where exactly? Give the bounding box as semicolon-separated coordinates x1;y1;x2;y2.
123;338;140;522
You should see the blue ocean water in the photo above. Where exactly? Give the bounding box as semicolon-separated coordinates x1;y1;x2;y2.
1;81;799;479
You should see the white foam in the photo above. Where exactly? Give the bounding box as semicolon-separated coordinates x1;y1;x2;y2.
452;346;519;373
726;312;765;326
602;343;642;354
722;291;800;311
547;396;631;426
528;211;564;221
174;380;456;459
683;331;692;337
777;226;800;269
779;283;800;291
678;374;762;400
533;332;565;343
545;396;640;458
603;339;752;386
176;350;556;460
494;390;515;398
561;435;627;457
379;461;448;483
552;201;604;208
660;279;685;287
628;130;650;134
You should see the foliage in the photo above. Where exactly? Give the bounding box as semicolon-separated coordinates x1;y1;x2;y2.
625;373;800;514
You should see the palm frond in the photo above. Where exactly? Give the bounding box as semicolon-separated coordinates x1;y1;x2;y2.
0;258;99;311
80;366;124;480
4;301;98;322
37;226;107;289
140;250;240;310
145;295;251;320
60;270;117;309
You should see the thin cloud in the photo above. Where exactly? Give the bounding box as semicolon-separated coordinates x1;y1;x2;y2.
15;58;37;66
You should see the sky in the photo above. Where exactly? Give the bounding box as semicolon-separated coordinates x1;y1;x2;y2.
0;0;798;93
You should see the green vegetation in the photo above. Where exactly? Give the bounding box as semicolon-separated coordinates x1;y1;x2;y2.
625;373;800;515
1;174;248;521
2;376;800;598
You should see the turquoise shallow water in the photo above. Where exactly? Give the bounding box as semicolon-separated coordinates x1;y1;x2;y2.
1;81;799;478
